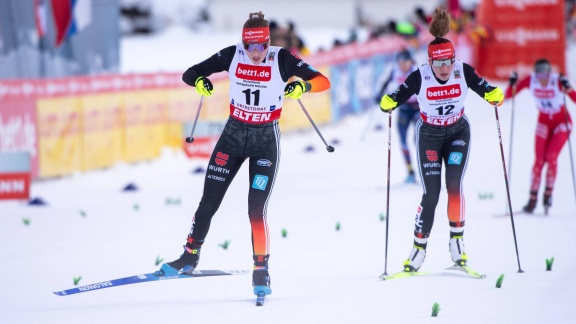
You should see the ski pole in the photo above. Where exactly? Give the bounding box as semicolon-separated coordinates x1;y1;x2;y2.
561;93;576;204
297;99;335;152
382;110;393;277
493;102;524;273
186;96;204;143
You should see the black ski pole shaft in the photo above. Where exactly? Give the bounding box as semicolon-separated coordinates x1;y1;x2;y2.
562;93;576;203
297;99;334;152
186;96;204;143
382;110;393;276
493;103;524;273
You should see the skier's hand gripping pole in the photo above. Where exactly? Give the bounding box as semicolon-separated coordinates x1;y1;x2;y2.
296;99;334;153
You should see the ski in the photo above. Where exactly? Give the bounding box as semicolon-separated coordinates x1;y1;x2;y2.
445;264;486;279
379;270;431;280
493;210;547;218
256;291;266;306
380;264;486;280
53;269;249;296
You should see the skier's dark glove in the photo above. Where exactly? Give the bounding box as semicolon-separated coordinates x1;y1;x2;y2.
560;75;571;90
509;72;518;87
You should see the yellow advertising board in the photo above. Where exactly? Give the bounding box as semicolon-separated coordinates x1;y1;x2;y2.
36;97;82;178
79;93;124;171
121;90;168;162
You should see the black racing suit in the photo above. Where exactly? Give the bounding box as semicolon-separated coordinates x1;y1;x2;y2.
390;63;497;238
181;46;324;259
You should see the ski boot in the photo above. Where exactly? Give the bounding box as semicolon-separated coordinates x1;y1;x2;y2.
543;187;552;214
449;233;468;266
158;237;202;276
403;241;427;272
405;171;416;184
252;255;271;296
522;191;538;214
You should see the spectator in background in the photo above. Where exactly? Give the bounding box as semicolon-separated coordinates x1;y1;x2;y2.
287;21;309;55
269;20;288;49
375;49;420;183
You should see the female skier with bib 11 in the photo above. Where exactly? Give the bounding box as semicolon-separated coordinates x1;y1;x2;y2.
157;12;330;298
379;7;504;272
507;60;576;214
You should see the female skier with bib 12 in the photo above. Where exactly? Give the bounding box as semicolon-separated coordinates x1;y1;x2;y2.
379;7;504;272
157;12;330;298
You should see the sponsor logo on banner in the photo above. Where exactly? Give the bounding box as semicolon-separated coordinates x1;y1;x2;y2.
183;137;217;159
0;173;30;199
257;159;273;167
215;152;229;166
448;152;463;165
426;84;461;100
426;150;438;162
252;174;269;190
235;63;271;82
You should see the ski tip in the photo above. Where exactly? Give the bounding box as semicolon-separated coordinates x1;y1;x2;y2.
53;291;65;296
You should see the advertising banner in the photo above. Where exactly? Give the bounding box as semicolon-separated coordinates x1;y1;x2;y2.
36;97;82;178
476;0;566;79
80;93;124;170
0;80;40;179
0;152;31;200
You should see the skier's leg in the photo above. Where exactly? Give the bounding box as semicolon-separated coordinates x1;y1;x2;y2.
525;122;549;212
443;118;471;265
404;120;443;271
246;121;280;295
163;136;245;275
543;121;570;208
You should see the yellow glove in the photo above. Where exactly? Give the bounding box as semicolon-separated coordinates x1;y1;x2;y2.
380;94;398;112
195;76;213;96
484;87;504;106
284;80;308;99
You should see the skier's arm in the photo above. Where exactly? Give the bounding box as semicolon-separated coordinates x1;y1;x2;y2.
559;75;576;102
279;48;330;93
182;45;236;86
375;72;394;103
463;63;503;105
505;76;530;99
379;71;420;112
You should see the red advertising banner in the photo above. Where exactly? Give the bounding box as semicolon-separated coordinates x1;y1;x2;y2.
183;136;218;159
476;0;566;80
0;172;31;200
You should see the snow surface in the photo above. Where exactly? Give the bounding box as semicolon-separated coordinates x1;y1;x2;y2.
2;25;576;324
